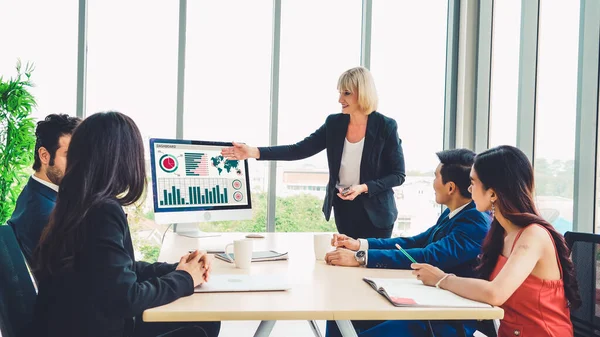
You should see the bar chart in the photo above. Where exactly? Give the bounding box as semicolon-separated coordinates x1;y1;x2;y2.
185;152;209;176
157;177;242;206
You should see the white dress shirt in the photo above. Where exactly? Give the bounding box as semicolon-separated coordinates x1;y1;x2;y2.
31;174;59;192
337;138;365;188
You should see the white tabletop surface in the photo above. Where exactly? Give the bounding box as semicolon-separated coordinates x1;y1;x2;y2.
143;232;504;322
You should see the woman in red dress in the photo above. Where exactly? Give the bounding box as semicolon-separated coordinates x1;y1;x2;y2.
412;145;580;337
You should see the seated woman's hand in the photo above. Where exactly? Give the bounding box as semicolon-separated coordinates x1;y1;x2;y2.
177;250;209;287
198;251;211;282
331;233;360;251
411;263;447;287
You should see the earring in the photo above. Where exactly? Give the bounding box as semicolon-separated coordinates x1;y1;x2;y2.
491;201;496;218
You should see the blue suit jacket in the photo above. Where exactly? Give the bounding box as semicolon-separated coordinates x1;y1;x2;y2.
366;201;491;278
7;177;57;264
258;111;406;229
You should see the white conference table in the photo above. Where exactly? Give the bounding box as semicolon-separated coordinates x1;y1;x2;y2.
144;233;503;337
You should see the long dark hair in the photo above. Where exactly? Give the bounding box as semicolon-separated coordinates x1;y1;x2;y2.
34;112;146;279
475;145;581;309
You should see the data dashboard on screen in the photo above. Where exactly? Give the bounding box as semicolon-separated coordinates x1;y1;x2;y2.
149;138;252;225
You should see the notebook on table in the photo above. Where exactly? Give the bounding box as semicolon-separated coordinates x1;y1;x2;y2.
194;274;290;293
363;277;491;308
195;240;228;253
214;250;289;263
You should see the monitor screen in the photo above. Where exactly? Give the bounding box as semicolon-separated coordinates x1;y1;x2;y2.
149;138;252;225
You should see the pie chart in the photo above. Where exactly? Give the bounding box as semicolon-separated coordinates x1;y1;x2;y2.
233;191;244;202
159;154;178;173
232;179;242;190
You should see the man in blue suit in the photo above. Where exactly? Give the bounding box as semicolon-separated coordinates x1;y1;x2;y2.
7;114;80;264
325;148;491;337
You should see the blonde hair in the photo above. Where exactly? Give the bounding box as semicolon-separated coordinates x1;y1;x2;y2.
337;67;378;114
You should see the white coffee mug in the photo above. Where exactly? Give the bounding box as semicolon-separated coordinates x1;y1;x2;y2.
224;239;253;269
314;234;333;261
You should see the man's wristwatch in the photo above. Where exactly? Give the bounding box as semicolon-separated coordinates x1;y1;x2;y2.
355;250;366;266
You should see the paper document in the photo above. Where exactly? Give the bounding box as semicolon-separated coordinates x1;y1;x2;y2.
194;274;290;293
364;277;491;308
215;250;288;263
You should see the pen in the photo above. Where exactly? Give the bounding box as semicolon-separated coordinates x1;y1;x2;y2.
395;244;417;264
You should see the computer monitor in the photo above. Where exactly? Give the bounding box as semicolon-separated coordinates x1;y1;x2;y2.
149;138;252;237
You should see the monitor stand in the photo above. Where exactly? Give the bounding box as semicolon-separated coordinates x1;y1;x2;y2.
173;223;221;238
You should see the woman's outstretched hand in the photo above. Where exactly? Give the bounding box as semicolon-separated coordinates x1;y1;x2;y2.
221;142;260;160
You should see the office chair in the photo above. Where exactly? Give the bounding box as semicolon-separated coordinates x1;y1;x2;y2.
564;231;600;337
0;225;37;337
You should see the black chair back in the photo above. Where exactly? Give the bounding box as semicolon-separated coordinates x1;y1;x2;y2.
0;225;37;337
564;231;600;337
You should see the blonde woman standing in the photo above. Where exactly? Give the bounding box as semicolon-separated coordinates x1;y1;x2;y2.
222;67;405;239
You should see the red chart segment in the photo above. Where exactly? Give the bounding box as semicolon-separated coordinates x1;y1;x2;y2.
159;154;178;173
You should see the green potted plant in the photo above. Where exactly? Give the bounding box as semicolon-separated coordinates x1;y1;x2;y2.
0;61;37;225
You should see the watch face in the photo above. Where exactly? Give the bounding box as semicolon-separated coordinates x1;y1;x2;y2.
356;250;366;258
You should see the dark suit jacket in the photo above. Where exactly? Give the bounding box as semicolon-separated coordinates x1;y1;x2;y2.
258;111;405;229
7;177;57;264
31;199;192;337
366;201;491;278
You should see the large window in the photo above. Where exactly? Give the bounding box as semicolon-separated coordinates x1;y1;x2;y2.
370;1;448;236
275;0;362;232
534;0;579;234
87;0;178;138
0;0;78;121
183;1;273;232
488;0;521;148
87;0;179;261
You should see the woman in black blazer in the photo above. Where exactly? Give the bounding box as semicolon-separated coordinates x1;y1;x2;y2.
32;112;220;337
222;67;405;239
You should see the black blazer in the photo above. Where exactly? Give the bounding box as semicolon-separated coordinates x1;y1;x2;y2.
258;111;405;228
31;199;193;337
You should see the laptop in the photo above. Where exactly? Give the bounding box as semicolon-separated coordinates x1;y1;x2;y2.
194;274;290;293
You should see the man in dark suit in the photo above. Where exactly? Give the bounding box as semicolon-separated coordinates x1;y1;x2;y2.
325;148;492;337
7;114;80;263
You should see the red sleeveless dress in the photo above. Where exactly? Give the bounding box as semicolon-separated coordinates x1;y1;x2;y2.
489;224;573;337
